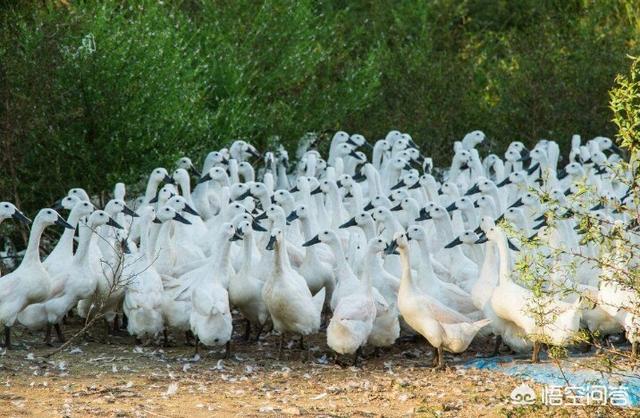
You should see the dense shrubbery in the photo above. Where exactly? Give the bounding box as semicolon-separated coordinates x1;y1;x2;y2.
1;0;639;215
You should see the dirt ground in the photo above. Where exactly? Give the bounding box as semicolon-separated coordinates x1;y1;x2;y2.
0;319;637;417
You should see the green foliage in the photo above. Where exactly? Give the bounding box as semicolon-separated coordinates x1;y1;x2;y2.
611;56;640;154
1;0;640;219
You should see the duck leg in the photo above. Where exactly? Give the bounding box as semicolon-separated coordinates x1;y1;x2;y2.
55;323;65;343
194;336;200;355
224;341;232;359
430;345;439;367
531;341;541;363
434;346;446;370
44;324;53;347
242;319;251;341
353;347;362;367
632;341;638;358
277;333;285;360
163;329;170;347
299;335;305;350
254;323;264;342
3;326;11;349
185;330;195;346
481;335;502;358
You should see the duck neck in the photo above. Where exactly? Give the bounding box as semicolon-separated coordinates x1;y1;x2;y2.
416;239;436;280
155;222;175;258
329;240;350;279
240;233;254;274
361;221;377;241
273;239;290;276
215;236;233;276
53;209;84;257
434;216;455;243
299;216;317;240
179;179;193;205
144;179;160;204
495;232;512;286
361;249;376;294
138;219;153;262
22;219;46;265
397;246;417;294
72;222;94;266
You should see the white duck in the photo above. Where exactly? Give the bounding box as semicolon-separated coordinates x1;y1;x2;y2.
390;232;491;369
18;211;122;344
263;229;325;360
0;209;72;348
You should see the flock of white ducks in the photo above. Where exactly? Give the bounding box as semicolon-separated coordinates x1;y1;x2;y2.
0;130;638;367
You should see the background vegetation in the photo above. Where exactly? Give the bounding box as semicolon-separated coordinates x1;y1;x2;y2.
1;0;640;215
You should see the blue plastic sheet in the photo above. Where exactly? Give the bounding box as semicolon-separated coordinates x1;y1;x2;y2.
464;355;640;406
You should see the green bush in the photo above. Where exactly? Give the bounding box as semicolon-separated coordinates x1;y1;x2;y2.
1;0;639;225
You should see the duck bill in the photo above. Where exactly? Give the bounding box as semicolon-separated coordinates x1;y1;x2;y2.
339;217;357;228
55;216;74;230
363;202;374;211
254;211;268;221
183;203;200;217
265;235;277;250
236;190;252;200
122;205;139;217
302;235;321;247
348;150;363;160
248;148;261;159
474;234;488;244
289;185;299;193
197;173;212;184
390;203;402;212
106;217;124;230
188;165;202;178
163;175;175;185
149;194;159;204
310;186;322;195
496;177;511;187
415;208;431;221
12;211;32;225
557;168;568;180
390;180;406;191
532;220;547;230
251;220;266;232
445;203;458;212
230;231;244;242
509;198;523;208
173;212;192;225
286;211;299;222
507;239;520;251
408;181;421;190
534;214;545;222
444;237;462;249
50;199;64;210
384;240;398;255
527;163;540;175
464;184;480;196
